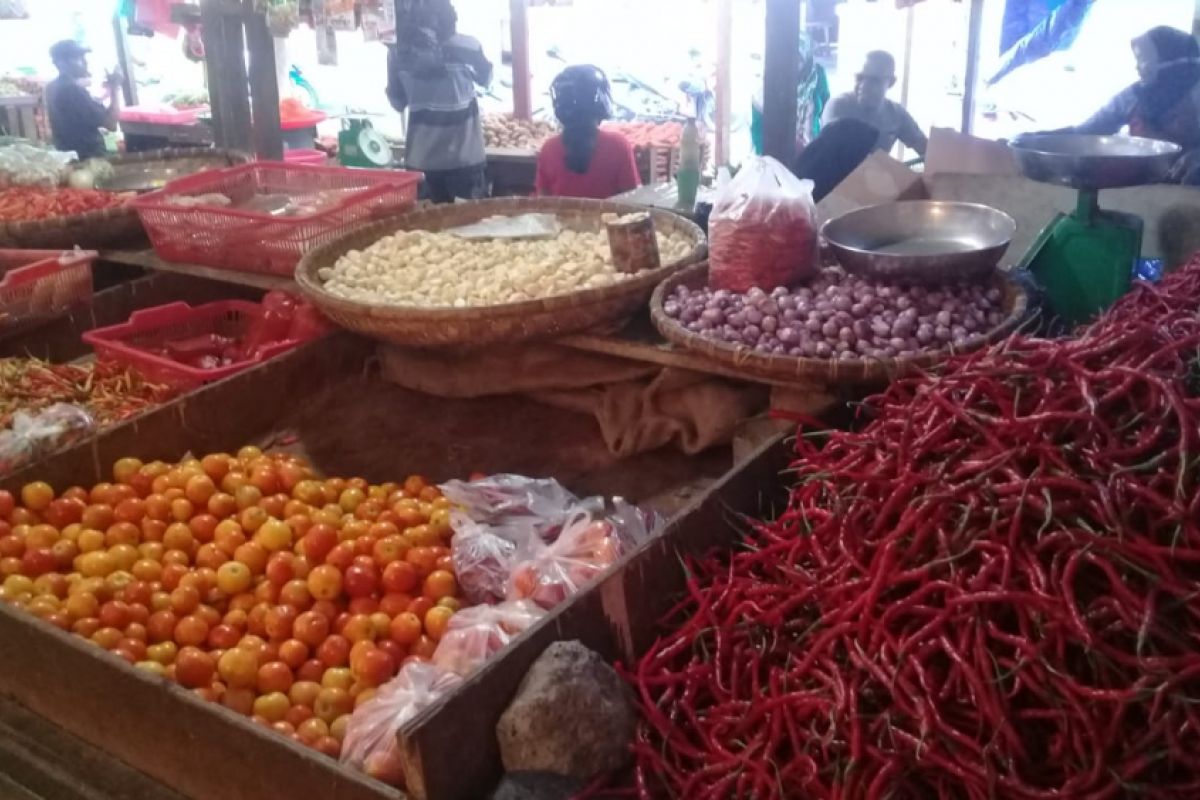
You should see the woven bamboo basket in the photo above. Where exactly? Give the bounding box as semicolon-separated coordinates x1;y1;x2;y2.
651;264;1031;385
294;197;708;348
0;148;250;249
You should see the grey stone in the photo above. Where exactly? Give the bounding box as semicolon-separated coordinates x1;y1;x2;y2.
496;641;636;779
488;771;585;800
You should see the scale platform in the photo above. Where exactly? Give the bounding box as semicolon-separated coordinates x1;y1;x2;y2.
1010;134;1181;325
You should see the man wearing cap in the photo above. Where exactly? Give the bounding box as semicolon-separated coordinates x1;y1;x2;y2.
822;50;928;157
45;40;121;159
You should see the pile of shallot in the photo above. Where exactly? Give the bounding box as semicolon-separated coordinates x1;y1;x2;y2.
663;268;1006;360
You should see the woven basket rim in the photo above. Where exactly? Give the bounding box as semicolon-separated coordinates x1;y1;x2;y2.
650;263;1031;385
294;197;708;323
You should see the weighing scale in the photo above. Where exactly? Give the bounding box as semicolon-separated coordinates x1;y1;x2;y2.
1009;134;1181;325
338;118;393;169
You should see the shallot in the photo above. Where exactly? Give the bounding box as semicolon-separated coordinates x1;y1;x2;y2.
664;268;1004;360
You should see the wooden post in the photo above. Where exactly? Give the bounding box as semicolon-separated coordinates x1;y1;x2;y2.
246;13;283;160
509;0;532;121
200;0;282;158
762;0;800;164
714;0;732;166
112;14;138;106
961;0;985;135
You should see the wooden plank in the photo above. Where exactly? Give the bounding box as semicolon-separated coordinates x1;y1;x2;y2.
0;601;394;800
509;0;533;121
112;12;138;107
245;11;284;160
0;696;186;800
762;0;801;164
202;0;254;152
397;434;792;800
102;248;295;292
961;0;985;135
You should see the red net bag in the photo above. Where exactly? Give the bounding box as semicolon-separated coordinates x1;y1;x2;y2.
709;156;818;292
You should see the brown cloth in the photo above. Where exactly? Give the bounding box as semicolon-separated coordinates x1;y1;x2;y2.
378;343;766;458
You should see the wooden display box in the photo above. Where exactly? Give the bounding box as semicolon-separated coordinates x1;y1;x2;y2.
0;331;759;800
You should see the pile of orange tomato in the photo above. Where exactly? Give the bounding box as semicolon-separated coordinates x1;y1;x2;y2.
0;448;466;759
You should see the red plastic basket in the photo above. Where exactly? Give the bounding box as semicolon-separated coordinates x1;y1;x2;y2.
0;249;95;325
131;163;422;276
82;300;320;388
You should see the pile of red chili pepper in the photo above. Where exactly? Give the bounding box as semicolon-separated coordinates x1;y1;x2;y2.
628;258;1200;798
0;187;126;222
0;358;177;428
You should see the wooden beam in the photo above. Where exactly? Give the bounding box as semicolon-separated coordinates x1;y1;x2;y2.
509;0;532;121
961;0;985;135
762;0;801;163
246;12;284;159
112;14;138;106
714;0;732;166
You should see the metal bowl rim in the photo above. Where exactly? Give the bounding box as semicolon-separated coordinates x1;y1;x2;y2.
820;200;1018;261
1009;133;1182;159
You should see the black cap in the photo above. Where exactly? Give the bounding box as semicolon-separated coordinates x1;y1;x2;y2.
50;40;89;63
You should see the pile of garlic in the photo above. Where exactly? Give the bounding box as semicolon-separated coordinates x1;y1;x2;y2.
318;227;694;308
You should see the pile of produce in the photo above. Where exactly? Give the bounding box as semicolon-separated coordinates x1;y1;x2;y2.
664;268;1007;359
628;259;1200;797
319;224;695;308
603;121;691;150
0;186;126;222
0;358;176;430
0;450;467;760
483;114;558;151
0;144;114;190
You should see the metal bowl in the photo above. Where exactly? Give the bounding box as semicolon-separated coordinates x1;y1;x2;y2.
1009;133;1181;190
821;200;1016;284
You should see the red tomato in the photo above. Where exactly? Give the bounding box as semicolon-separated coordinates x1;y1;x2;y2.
342;562;378;599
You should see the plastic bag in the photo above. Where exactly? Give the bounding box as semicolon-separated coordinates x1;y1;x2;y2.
450;512;522;604
432;600;545;677
340;662;461;787
508;508;627;609
439;474;599;542
447;214;563;241
709;156;818;292
0;404;95;474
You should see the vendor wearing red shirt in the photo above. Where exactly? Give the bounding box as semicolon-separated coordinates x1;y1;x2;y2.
535;65;640;199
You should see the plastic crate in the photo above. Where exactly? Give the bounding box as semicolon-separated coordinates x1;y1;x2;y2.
283;148;328;166
0;249;95;325
131;163;422;276
82;300;319;388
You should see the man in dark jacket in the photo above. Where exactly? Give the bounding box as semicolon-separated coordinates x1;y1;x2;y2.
387;0;493;203
44;40;121;158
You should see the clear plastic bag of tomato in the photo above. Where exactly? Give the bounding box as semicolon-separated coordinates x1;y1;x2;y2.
340;662;461;787
507;509;628;610
450;512;523;605
431;600;545;677
708;155;818;293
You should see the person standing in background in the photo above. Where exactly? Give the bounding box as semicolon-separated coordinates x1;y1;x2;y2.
1070;26;1200;183
44;40;121;159
387;0;492;203
535;65;640;200
822;50;927;157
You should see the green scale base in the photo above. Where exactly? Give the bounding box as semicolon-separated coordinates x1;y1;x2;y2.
1017;190;1142;326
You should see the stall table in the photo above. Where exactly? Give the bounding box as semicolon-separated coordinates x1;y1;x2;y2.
119;119;215;152
101;248;295;292
485;147;538;196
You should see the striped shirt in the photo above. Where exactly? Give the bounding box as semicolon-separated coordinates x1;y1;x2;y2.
387;33;493;172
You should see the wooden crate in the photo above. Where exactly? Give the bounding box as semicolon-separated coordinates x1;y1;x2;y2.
0;331;749;800
394;434;792;799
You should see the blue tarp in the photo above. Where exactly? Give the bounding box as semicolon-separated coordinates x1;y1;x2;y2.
989;0;1095;86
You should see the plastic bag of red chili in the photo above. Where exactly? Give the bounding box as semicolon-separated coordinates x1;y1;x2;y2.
708;156;818;292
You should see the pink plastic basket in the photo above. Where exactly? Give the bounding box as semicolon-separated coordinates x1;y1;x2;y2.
0;249;95;325
82;300;319;388
131;163;422;276
284;149;329;166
